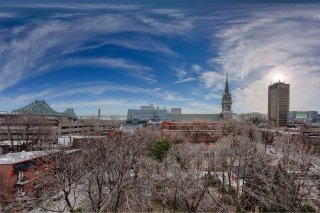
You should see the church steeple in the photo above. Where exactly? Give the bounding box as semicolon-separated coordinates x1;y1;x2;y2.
224;73;230;96
221;73;232;120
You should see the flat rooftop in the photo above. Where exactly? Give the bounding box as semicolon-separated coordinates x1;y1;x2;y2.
0;150;54;165
0;140;33;146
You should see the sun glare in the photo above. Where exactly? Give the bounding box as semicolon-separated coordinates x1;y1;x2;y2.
269;65;289;83
273;73;284;82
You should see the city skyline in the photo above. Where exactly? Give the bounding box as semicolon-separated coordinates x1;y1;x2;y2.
0;1;320;115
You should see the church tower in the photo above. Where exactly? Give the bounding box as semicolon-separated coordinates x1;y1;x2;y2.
221;73;232;120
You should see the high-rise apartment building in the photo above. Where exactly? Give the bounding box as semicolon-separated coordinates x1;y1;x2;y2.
268;82;290;126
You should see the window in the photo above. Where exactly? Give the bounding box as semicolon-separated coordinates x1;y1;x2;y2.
34;179;39;188
18;171;24;181
34;165;38;174
17;186;25;196
44;174;48;183
43;163;48;170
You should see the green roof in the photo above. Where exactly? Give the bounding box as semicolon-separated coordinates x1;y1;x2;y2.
167;114;224;122
12;100;78;119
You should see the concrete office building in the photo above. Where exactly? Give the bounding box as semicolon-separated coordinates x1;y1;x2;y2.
127;105;168;123
170;108;182;114
268;82;290;126
0;100;123;144
128;74;233;123
289;111;319;123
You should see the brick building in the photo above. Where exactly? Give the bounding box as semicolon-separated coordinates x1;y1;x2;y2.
0;151;54;208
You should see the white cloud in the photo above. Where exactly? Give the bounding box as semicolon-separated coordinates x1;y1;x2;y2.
99;39;178;57
172;64;202;85
175;68;187;80
4;3;139;10
0;7;190;92
0;12;16;18
138;14;193;35
0;80;196;113
150;9;186;19
162;91;195;102
205;93;221;100
62;57;155;83
191;64;201;74
184;101;221;114
50;98;148;116
200;71;225;89
214;7;320;112
0;14;160;91
173;77;197;84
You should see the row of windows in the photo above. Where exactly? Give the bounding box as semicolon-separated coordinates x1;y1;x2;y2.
16;171;48;197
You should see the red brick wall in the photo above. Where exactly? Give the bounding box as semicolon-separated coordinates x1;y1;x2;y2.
0;158;50;206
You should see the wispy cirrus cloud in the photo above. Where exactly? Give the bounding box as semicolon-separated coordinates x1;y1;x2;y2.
174;77;197;85
162;91;195;102
1;2;319;115
0;80;194;113
200;71;225;89
70;37;178;57
175;67;187;80
0;12;16;18
0;3;191;92
2;2;140;10
61;57;155;83
137;14;193;35
50;98;149;116
191;64;201;74
172;64;202;84
185;100;221;114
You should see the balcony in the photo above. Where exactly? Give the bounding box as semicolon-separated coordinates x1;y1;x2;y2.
16;177;29;185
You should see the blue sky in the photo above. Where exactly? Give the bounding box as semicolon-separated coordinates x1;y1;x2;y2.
0;1;320;116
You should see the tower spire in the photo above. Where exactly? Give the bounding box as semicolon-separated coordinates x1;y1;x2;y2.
221;72;232;120
224;72;230;95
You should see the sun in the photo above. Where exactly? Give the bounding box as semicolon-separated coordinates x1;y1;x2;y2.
273;73;284;82
269;65;290;83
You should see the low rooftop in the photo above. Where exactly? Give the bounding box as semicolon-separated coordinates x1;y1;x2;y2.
0;150;55;164
167;114;224;122
0;140;33;146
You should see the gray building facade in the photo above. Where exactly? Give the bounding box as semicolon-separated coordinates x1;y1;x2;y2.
289;111;319;123
268;82;290;126
127;106;168;122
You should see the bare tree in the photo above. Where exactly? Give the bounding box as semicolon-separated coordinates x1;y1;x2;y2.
81;129;158;212
21;122;319;212
0;114;55;151
151;143;220;212
40;150;84;212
